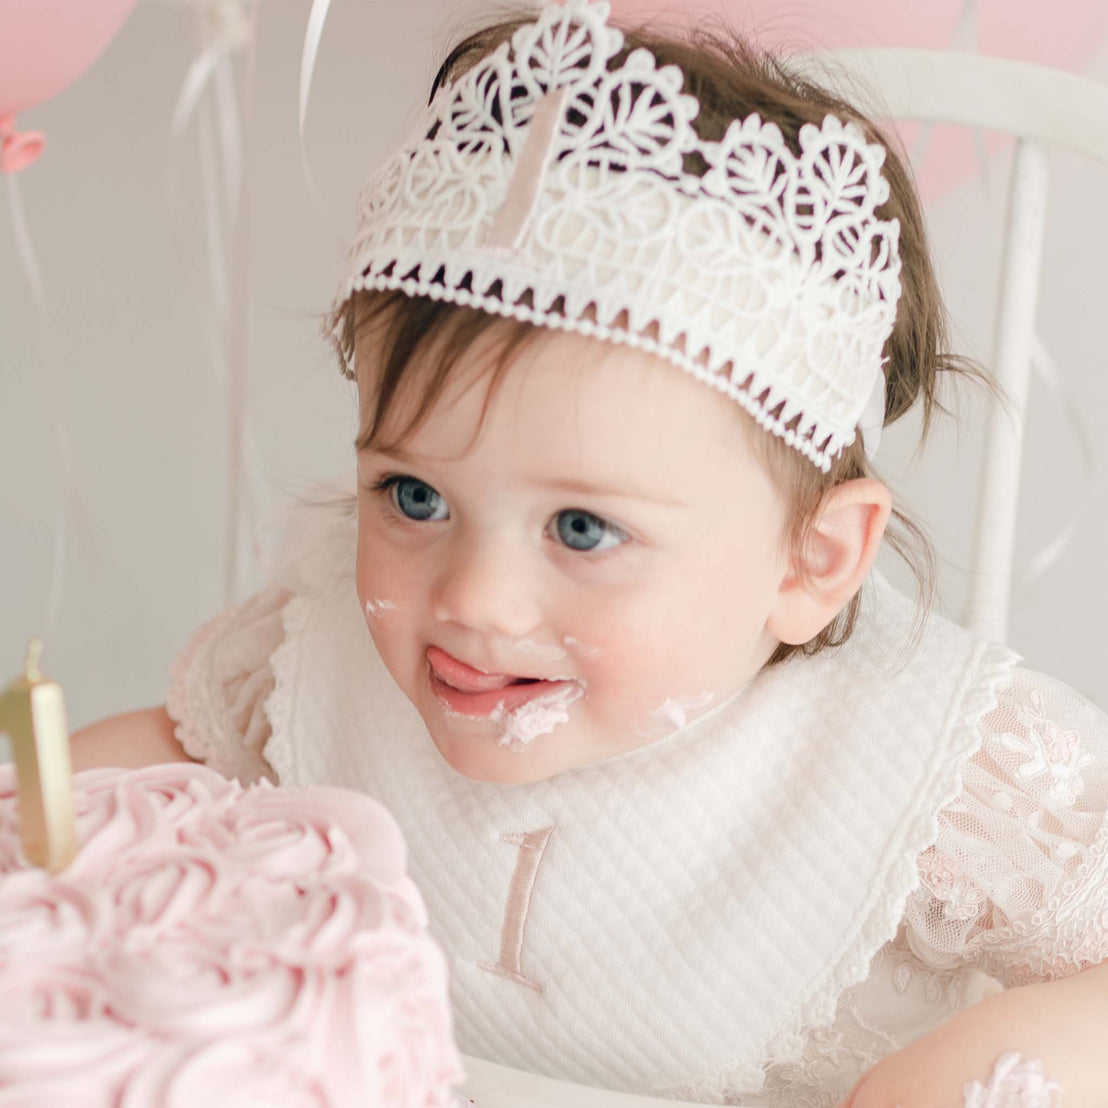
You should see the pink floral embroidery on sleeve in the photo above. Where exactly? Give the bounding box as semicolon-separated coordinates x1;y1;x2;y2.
903;668;1108;987
994;687;1094;809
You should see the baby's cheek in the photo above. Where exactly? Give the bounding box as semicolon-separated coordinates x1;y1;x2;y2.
573;603;741;746
575;636;689;744
354;545;421;688
356;531;416;616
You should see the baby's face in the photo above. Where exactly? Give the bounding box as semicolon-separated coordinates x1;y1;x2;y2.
354;325;792;784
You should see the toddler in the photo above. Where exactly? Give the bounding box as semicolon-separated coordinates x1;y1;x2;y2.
77;2;1108;1104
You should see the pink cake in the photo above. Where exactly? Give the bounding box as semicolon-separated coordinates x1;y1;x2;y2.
0;761;465;1106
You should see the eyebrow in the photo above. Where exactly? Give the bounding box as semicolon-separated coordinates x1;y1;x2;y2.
360;445;689;509
357;442;415;460
530;476;689;508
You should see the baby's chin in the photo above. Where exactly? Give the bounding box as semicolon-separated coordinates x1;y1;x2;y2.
419;713;602;785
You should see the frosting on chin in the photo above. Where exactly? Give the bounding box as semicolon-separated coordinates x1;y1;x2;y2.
0;762;464;1107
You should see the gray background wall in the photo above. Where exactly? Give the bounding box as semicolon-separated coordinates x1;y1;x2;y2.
1;0;1105;745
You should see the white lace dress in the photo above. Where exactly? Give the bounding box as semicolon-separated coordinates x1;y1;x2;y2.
166;577;1108;1106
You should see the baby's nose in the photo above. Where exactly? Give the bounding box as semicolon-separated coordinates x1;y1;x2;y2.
430;530;543;639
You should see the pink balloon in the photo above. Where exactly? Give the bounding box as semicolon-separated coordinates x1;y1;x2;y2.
0;0;138;172
608;0;1108;199
0;0;139;116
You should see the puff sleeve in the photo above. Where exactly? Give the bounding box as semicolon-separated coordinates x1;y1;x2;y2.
902;667;1108;989
164;584;293;786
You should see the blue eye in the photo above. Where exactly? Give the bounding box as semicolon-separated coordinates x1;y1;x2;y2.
381;476;448;522
552;509;627;553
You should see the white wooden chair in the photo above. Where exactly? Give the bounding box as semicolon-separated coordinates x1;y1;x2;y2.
455;49;1108;1108
799;49;1108;645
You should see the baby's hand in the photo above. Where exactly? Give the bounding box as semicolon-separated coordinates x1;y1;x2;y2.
832;965;1108;1107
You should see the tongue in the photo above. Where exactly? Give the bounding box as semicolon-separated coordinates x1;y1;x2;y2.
427;646;518;693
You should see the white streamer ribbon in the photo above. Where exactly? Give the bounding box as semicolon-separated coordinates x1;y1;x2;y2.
5;172;44;312
5;174;111;649
6;173;65;645
170;1;251;141
169;0;266;607
298;0;334;225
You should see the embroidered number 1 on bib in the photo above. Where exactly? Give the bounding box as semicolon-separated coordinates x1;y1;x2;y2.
478;826;555;994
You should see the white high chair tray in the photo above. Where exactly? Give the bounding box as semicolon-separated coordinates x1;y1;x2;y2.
459;1053;719;1108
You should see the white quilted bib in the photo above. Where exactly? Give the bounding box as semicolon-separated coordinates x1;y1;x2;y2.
263;508;1020;1101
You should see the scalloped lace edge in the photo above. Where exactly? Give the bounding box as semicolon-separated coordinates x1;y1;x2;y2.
261;498;358;787
165;604;273;783
261;591;314;788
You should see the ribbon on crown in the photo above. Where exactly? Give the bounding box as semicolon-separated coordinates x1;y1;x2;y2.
335;0;901;471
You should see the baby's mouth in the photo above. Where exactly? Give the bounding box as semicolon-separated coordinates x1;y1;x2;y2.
426;646;574;716
426;645;530;691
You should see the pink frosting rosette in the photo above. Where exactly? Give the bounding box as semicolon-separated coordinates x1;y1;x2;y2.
0;762;465;1108
93;930;312;1039
117;1039;334;1108
0;870;103;960
66;764;242;874
323;937;465;1108
0;961;153;1102
181;782;413;885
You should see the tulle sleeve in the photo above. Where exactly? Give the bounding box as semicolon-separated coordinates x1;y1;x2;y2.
165;584;294;785
902;666;1108;988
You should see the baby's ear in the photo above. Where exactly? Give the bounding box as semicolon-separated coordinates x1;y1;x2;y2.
766;478;892;646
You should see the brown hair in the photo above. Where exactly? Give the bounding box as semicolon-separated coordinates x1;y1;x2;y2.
328;7;1003;667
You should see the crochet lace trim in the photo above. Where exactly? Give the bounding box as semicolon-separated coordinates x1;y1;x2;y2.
166;599;279;785
263;519;357;789
261;595;311;790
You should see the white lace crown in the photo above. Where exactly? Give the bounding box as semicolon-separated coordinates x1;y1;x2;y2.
336;0;902;470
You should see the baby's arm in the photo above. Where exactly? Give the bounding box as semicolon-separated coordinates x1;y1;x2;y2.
65;581;290;780
837;962;1108;1106
69;706;195;771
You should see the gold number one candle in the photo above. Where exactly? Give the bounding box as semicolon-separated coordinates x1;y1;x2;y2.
0;638;77;872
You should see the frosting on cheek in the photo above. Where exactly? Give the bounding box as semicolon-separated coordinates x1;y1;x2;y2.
512;639;569;663
492;683;586;751
635;691;716;736
364;598;400;618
